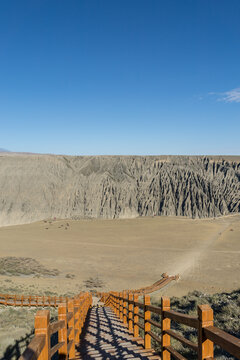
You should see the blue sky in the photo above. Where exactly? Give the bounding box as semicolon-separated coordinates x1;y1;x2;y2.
0;0;239;155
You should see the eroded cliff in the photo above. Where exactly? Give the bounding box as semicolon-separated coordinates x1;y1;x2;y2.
0;154;239;226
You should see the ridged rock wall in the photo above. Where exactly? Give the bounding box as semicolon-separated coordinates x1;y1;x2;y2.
0;154;239;226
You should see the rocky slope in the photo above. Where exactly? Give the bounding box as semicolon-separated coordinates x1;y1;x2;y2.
0;154;239;226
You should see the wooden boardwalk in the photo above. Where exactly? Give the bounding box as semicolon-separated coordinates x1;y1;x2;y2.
75;306;160;360
14;290;240;360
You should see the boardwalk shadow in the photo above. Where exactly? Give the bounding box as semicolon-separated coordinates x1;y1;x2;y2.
76;306;159;359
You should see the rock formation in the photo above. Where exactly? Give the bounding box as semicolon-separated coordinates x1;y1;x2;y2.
0;154;239;226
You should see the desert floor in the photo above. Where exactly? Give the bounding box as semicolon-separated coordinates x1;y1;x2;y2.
0;214;239;298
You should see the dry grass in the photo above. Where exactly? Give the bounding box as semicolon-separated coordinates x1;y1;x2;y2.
0;306;57;360
0;257;59;277
84;277;105;289
0;215;239;296
151;289;240;359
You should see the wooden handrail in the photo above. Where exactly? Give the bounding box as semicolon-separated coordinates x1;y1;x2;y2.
18;292;92;360
19;335;45;360
49;319;65;335
102;291;240;359
165;345;187;360
163;310;198;328
0;293;68;307
50;342;65;358
204;326;240;359
165;329;198;351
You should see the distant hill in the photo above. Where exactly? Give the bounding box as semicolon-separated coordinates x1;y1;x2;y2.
0;154;239;226
0;148;10;152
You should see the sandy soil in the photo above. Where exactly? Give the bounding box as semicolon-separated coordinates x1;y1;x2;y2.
0;215;239;297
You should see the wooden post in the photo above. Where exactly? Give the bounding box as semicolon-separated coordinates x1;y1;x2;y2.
35;310;50;360
123;292;127;325
198;304;214;360
119;292;123;320
133;294;139;337
144;295;151;349
79;296;83;335
116;292;120;317
58;303;68;359
128;293;133;333
68;299;75;359
161;297;171;360
112;293;114;310
113;293;116;313
74;298;80;344
114;292;118;314
110;293;113;310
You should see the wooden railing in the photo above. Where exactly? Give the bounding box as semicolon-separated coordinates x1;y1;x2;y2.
19;292;92;360
96;273;179;297
0;293;69;307
124;273;180;295
102;292;240;360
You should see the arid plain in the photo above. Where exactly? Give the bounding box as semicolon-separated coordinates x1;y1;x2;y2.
1;214;239;298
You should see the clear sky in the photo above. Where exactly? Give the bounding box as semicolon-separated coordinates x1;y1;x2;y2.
0;0;239;155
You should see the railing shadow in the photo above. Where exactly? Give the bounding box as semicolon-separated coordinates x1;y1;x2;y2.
1;329;34;360
1;330;59;360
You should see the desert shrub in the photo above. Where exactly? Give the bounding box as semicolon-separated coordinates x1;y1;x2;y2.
84;277;104;289
0;257;59;277
152;289;240;359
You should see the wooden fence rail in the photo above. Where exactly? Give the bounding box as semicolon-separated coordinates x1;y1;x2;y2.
0;293;70;307
19;292;92;360
96;273;179;297
101;292;240;360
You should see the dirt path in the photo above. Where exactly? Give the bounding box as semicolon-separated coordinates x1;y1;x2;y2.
172;220;231;277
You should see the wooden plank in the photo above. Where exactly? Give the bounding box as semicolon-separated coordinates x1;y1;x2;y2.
163;310;198;329
148;330;161;343
50;341;65;357
204;326;240;359
138;322;145;330
67;340;74;354
133;301;144;309
49;320;65;335
19;335;45;360
146;304;162;315
148;318;161;329
165;346;187;360
165;329;198;351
